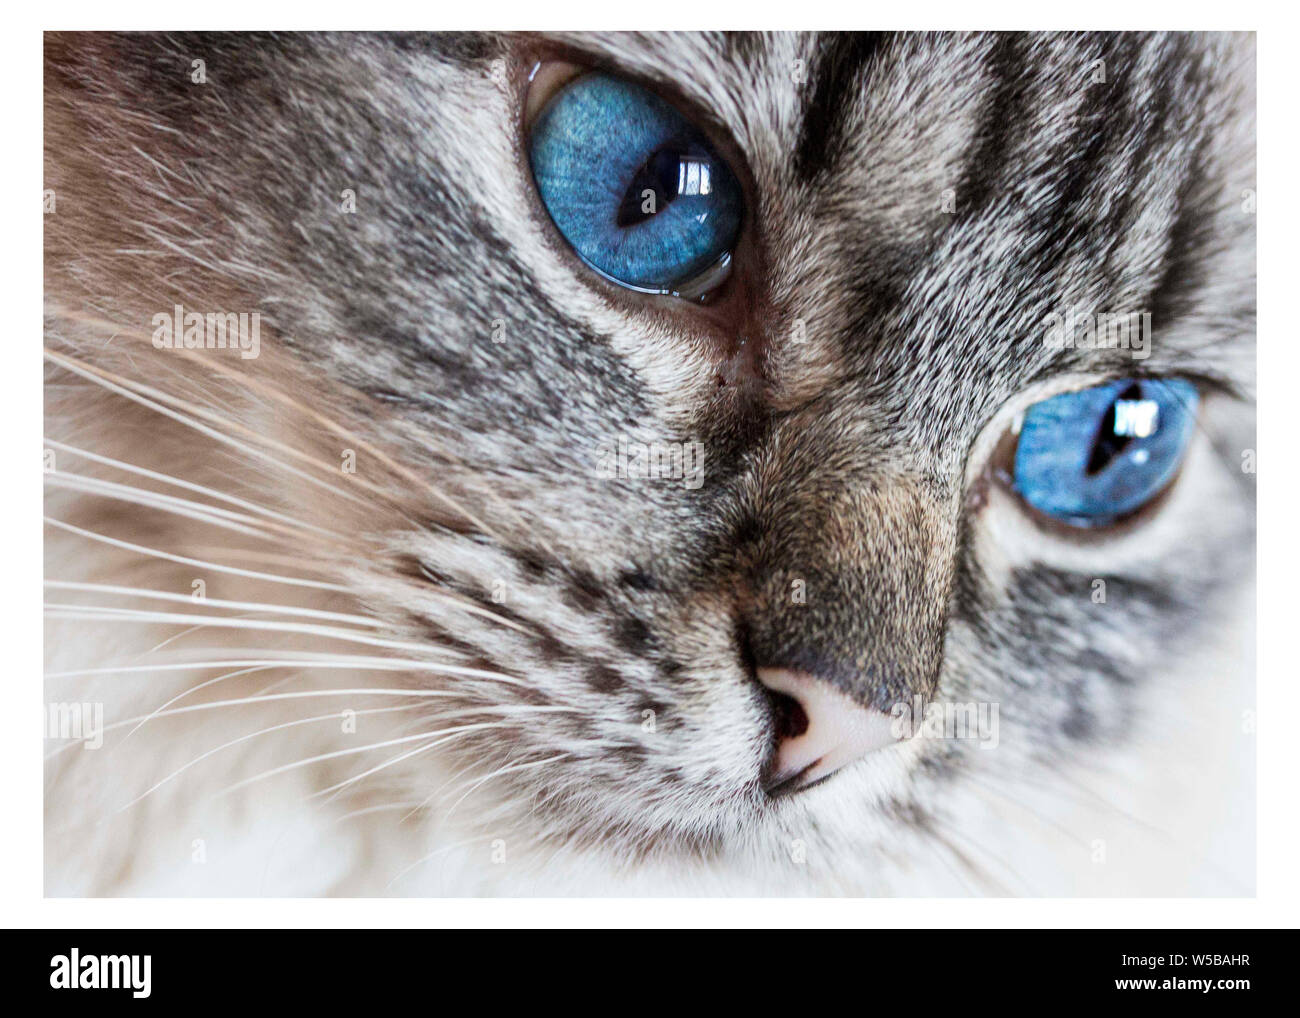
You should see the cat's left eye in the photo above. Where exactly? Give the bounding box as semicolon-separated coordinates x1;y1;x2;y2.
528;71;744;299
1012;377;1199;528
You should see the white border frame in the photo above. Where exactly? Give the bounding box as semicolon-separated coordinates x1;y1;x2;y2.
8;1;1293;929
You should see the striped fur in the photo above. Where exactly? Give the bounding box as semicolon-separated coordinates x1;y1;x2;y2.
44;32;1255;894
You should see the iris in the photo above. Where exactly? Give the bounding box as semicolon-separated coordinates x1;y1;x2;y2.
1013;378;1198;527
529;72;744;295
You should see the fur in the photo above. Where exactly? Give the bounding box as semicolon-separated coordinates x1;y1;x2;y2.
43;31;1255;894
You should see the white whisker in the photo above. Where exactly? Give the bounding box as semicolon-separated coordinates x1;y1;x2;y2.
217;730;463;796
45;516;349;591
116;706;413;812
385;833;497;891
45;348;382;511
121;663;279;743
45;653;482;679
173;347;508;543
442;754;568;822
41;440;321;536
412;561;534;635
43;687;457;761
44;604;439;654
334;802;423;824
45;581;386;629
46;471;280;540
311;724;497;800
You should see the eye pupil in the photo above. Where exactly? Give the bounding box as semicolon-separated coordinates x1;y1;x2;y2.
616;147;693;227
1084;382;1143;476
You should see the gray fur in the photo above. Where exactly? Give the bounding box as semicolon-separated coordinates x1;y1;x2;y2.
43;31;1256;894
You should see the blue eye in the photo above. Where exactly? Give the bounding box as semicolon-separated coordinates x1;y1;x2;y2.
1013;378;1199;527
528;72;744;295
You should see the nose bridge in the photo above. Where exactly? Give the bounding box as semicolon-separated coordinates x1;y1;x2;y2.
742;463;958;714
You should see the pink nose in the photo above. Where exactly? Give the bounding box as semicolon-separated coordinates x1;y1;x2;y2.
756;667;900;794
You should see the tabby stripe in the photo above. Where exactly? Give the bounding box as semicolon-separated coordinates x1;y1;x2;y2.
793;32;888;183
952;32;1031;224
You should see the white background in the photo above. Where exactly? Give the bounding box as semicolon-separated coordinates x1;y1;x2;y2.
5;1;1293;927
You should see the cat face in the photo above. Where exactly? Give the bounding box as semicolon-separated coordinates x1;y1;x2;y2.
45;31;1255;890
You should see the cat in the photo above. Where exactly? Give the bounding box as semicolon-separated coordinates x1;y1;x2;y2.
43;31;1256;895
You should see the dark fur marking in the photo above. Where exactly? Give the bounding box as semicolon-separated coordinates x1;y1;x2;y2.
793;32;888;183
619;567;658;592
614;615;655;655
952;32;1028;223
517;548;550;580
565;567;606;612
586;664;622;693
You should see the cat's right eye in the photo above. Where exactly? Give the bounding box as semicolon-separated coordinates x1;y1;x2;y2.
527;70;745;299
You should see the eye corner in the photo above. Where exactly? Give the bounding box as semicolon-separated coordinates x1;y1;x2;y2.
522;59;587;129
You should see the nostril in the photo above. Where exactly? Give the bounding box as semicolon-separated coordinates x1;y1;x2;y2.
766;689;809;742
755;667;900;795
738;620;811;751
